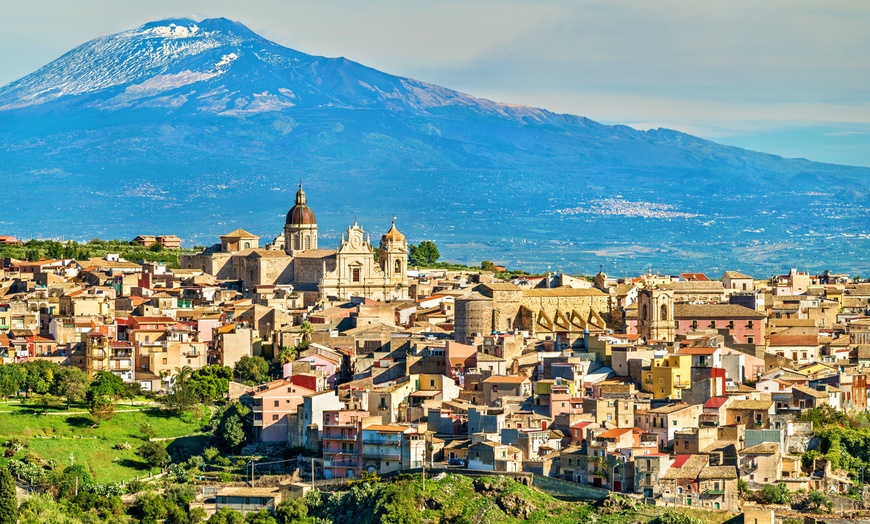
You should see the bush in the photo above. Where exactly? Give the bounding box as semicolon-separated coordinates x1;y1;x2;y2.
759;483;791;505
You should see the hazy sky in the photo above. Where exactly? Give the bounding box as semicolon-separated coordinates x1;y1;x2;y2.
2;0;869;166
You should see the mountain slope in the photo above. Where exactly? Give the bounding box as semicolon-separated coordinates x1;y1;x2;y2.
1;18;868;275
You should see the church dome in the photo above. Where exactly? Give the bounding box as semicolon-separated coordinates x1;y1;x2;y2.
286;184;316;226
381;219;405;243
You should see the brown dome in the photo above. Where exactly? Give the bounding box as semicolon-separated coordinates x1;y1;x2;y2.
381;219;405;243
286;184;317;226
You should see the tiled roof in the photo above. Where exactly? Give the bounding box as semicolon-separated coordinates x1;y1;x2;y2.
698;466;738;479
728;399;773;410
768;335;820;347
483;375;529;384
674;304;766;320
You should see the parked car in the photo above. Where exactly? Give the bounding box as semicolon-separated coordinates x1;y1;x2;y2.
448;457;466;467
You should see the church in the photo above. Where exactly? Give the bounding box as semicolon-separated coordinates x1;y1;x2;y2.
181;185;410;304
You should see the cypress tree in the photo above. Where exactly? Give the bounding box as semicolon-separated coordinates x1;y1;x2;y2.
0;466;17;524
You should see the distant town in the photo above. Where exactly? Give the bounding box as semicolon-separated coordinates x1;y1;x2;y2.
0;186;868;523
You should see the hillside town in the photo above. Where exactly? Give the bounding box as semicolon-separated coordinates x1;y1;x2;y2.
1;187;869;523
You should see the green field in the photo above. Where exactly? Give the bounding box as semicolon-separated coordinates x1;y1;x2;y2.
0;400;211;483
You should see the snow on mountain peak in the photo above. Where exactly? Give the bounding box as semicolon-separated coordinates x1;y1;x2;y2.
140;23;200;39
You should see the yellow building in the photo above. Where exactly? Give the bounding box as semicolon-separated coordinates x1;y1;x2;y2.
642;354;692;400
85;334;134;382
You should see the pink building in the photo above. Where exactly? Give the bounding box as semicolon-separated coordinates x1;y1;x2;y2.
250;380;315;443
674;304;766;346
322;409;369;479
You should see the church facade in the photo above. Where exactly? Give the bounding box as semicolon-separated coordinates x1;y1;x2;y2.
181;185;409;304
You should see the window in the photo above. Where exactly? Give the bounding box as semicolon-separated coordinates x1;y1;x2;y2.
430;379;435;387
709;320;716;328
274;400;280;407
747;336;754;344
747;320;754;329
660;304;668;321
672;420;677;426
736;416;742;423
162;358;167;365
352;267;360;282
272;414;279;421
304;236;311;250
642;304;648;321
691;320;698;329
728;320;734;329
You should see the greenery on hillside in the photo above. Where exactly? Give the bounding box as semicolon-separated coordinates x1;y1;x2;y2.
799;405;870;483
0;239;198;268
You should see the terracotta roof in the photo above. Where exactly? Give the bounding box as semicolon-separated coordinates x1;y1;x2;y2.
728;399;773;410
363;424;409;433
221;228;259;239
676;346;718;356
648;402;692;414
792;385;830;399
483;375;529;384
768;335;820;347
523;287;607;297
292;249;336;259
597;428;633;439
724;271;753;279
704;396;729;409
698;466;738;479
674;304;766;319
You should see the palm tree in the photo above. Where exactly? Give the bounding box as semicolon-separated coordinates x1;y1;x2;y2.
301;321;313;342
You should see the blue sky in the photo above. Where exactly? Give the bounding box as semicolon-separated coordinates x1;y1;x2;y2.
2;0;869;167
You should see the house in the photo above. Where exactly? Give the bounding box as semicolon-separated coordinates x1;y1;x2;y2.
482;375;532;406
249;380;316;443
321;409;370;479
673;304;766;347
641;354;692;399
467;440;522;472
635;452;674;499
214;487;283;515
722;271;754;293
361;424;414;475
636;403;701;450
157;235;182;249
133;235;157;247
767;334;821;366
738;442;782;487
725;399;775;429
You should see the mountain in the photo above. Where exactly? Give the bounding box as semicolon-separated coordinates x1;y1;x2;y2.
1;18;868;275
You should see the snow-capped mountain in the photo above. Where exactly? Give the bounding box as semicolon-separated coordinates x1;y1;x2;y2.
0;18;868;274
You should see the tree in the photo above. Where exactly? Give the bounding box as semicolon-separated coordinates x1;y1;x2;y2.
245;510;278;524
234;356;270;385
88;394;115;425
0;365;23;401
275;498;308;524
86;371;124;401
215;402;250;453
0;467;17;524
208;508;245;524
300;321;313;343
137;441;170;472
806;489;832;512
140;423;156;441
480;260;496;272
408;240;439;266
760;482;791;505
51;367;88;409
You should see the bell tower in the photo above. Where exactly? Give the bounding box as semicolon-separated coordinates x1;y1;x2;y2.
284;183;318;256
379;218;409;297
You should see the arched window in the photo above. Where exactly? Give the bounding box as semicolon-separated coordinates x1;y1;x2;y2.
660;304;668;321
642;304;648;321
294;236;301;250
243;242;250;250
394;259;401;275
304;235;310;250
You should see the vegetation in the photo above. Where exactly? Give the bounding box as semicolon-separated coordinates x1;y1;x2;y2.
0;466;17;524
408;240;440;266
234;356;271;385
0;238;197;268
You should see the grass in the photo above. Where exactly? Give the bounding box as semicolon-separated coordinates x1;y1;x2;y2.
0;399;211;483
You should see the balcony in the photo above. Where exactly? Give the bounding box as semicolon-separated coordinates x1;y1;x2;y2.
704;489;725;496
362;451;401;460
362;438;401;446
